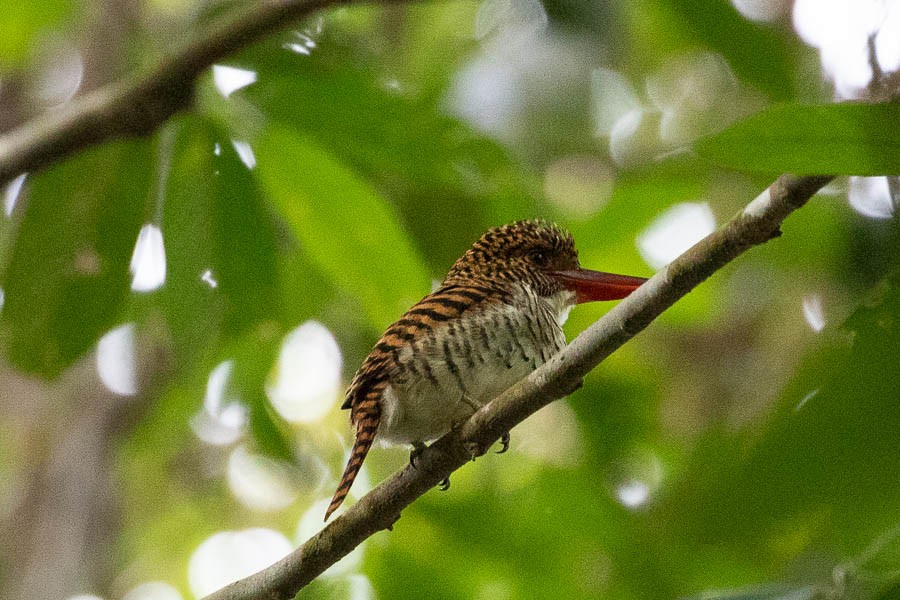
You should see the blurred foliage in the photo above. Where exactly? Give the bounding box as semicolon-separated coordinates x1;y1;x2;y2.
1;1;900;600
0;0;73;67
1;140;150;376
695;103;900;175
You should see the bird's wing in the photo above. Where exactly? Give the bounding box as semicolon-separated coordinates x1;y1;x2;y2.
325;283;507;520
340;283;508;412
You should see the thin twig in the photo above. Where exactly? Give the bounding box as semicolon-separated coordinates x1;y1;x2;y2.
0;0;414;186
202;173;834;600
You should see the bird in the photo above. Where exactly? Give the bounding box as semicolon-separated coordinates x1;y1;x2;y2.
324;220;647;520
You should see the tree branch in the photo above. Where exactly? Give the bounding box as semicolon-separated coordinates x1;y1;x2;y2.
201;173;834;600
0;0;414;186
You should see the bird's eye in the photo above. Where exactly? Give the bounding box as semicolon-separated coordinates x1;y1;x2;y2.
528;250;548;266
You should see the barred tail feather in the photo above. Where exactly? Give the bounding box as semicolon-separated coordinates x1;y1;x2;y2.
324;393;382;521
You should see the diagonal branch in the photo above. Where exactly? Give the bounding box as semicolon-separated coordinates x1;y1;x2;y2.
0;0;416;186
202;173;834;600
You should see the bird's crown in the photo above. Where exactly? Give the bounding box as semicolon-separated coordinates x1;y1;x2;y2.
443;220;580;294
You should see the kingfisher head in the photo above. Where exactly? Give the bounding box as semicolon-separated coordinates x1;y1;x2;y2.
443;220;647;304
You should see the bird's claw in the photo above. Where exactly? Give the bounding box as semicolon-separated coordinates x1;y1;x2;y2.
496;432;511;454
438;477;451;491
464;440;484;461
409;442;427;469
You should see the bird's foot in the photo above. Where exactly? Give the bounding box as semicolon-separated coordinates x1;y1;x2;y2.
496;432;511;454
409;441;427;469
408;442;451;491
464;439;485;461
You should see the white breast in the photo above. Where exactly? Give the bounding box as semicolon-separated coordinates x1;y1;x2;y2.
377;285;574;446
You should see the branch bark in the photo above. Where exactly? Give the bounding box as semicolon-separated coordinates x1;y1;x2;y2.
0;0;414;186
201;173;834;600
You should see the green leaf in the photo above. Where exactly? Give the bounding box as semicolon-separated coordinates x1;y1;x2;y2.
155;116;280;369
229;328;295;462
238;46;539;272
254;125;431;331
673;269;900;549
153;115;292;457
875;581;900;600
0;140;150;377
646;0;799;101
694;103;900;175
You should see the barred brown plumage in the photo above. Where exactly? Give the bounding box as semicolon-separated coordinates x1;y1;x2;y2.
324;220;648;521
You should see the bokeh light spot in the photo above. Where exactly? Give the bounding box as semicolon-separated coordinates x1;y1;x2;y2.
266;321;343;424
796;388;820;412
121;581;183;600
474;0;548;41
876;6;900;72
212;65;258;98
592;68;642;137
35;46;84;106
347;574;376;600
609;108;660;166
231;140;256;170
730;0;790;22
188;529;292;598
637;202;716;269
802;294;826;332
201;269;218;288
190;360;247;446
646;52;741;145
4;174;26;217
130;224;167;293
227;445;299;512
793;0;892;97
615;480;651;508
849;176;894;220
284;31;318;55
96;323;137;396
606;447;664;510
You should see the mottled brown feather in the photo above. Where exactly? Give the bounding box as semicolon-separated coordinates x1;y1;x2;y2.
325;220;580;520
326;284;504;519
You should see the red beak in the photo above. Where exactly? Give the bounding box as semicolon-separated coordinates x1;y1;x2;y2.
551;269;647;304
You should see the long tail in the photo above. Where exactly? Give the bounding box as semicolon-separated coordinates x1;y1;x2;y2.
324;390;382;521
